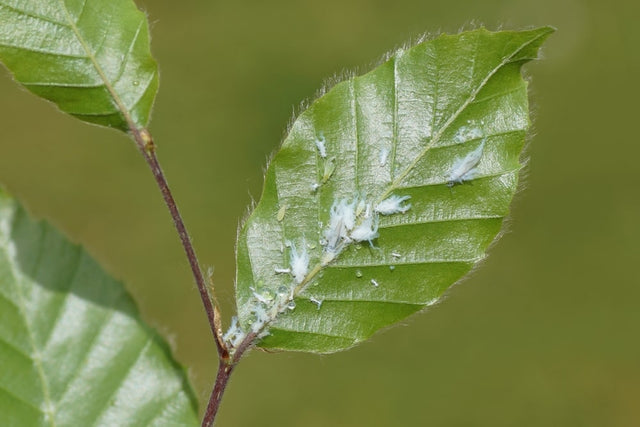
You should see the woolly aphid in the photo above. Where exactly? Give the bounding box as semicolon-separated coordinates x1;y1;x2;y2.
223;316;245;348
447;138;486;187
321;197;382;263
375;195;411;215
349;203;379;244
323;198;356;253
309;296;323;309
289;241;310;284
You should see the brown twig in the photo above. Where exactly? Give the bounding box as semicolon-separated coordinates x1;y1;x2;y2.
130;128;228;358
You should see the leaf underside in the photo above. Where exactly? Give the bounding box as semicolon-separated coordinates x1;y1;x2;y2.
0;190;198;426
233;27;553;354
0;0;158;131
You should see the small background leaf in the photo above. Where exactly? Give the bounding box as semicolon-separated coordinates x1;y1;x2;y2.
0;189;198;426
234;27;553;353
0;0;158;131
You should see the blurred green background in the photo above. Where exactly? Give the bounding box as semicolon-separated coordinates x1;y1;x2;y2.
1;0;638;425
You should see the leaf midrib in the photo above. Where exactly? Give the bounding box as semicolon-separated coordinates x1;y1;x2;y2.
55;0;136;131
0;215;56;426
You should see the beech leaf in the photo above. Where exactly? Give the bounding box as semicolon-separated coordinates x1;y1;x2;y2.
0;189;198;426
0;0;158;131
228;27;553;354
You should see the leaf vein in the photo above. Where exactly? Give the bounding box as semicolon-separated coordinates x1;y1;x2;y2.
389;55;399;180
90;338;153;425
41;246;83;350
0;211;56;426
471;85;522;105
380;32;547;201
351;79;360;190
111;18;145;89
394;168;520;190
56;0;132;129
0;42;87;59
330;258;480;268
55;310;116;404
0;3;69;28
0;333;33;361
269;327;357;341
378;214;505;230
0;383;43;415
125;69;157;114
23;81;105;88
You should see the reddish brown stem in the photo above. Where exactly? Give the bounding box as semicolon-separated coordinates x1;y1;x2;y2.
130;128;227;358
202;361;234;427
202;332;258;426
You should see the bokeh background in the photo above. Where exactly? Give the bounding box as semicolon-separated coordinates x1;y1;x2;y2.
1;0;638;425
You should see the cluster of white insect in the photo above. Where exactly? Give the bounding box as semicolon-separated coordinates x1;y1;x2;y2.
320;198;374;263
375;195;411;215
223;281;298;350
222;316;244;348
447;138;486;187
225;130;420;351
320;193;412;265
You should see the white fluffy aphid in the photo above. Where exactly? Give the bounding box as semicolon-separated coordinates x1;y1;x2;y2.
251;287;273;304
250;305;269;333
323;198;356;253
349;203;379;244
289;241;310;284
375;195;411;215
309;296;323;309
447;138;486;187
315;133;327;158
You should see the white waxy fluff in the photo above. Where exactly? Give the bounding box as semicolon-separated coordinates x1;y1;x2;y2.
252;290;271;304
250;306;269;332
315;134;327;158
324;199;356;251
350;204;379;243
447;138;486;187
289;241;309;284
309;296;323;309
375;195;411;215
223;316;245;348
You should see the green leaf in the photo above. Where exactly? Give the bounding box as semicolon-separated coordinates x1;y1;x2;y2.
0;189;198;426
229;27;553;354
0;0;158;131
